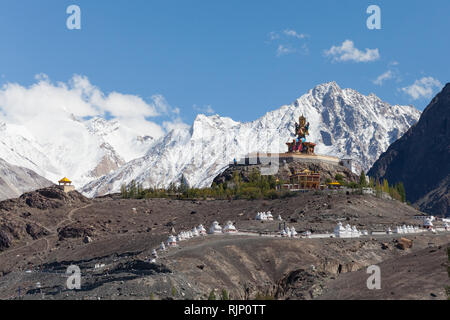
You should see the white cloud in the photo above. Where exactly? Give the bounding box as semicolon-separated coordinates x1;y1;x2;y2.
324;40;380;63
401;77;443;100
268;31;280;41
283;29;308;39
267;29;309;57
276;45;295;57
373;70;394;86
193;104;215;115
0;74;183;139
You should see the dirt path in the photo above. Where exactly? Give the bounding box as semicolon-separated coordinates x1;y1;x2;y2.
55;203;93;231
0;203;93;261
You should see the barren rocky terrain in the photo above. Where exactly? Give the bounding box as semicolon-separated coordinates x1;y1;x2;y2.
0;186;448;300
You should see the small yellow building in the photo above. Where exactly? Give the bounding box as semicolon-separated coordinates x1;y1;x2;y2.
327;181;342;189
58;177;75;193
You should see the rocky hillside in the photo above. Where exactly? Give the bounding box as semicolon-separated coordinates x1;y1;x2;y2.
213;159;358;187
368;83;450;217
83;82;420;197
0;186;90;252
0;158;53;201
1;189;443;300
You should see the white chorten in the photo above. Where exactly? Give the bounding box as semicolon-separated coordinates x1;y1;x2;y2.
277;215;283;221
223;221;238;233
167;235;177;247
290;227;297;237
351;226;360;238
286;228;292;238
160;242;166;251
334;222;347;238
345;224;352;236
402;225;408;234
424;218;433;229
197;224;207;235
192;228;199;237
209;221;222;234
152;249;158;258
267;212;274;221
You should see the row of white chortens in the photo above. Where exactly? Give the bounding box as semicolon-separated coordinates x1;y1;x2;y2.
255;212;283;221
157;221;238;253
333;223;368;238
279;226;314;238
149;214;449;261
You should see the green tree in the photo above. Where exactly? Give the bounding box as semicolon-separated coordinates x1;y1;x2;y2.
232;171;241;189
382;179;389;194
221;289;230;300
208;290;216;300
335;174;344;183
129;180;137;198
120;184;128;198
168;182;176;194
249;169;261;184
179;174;189;195
397;182;406;203
359;171;367;187
375;180;382;198
137;182;144;199
240;187;262;200
369;177;375;189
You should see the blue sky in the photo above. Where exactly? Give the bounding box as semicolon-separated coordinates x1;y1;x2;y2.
0;0;448;128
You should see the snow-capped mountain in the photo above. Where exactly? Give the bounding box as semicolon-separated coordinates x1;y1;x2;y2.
0;157;53;201
0;116;154;188
82;82;421;197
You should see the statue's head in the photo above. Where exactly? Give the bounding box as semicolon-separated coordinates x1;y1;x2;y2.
299;115;306;126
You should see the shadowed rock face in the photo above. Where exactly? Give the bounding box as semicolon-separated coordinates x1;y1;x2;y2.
0;186;89;212
0;186;91;252
368;83;450;217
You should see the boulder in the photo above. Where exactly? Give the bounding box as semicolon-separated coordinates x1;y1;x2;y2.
396;238;413;250
0;230;12;250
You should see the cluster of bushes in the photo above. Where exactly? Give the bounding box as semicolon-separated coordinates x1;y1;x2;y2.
120;169;407;203
120;170;294;200
325;171;407;203
208;289;230;300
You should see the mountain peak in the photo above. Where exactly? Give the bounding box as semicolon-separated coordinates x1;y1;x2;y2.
312;81;341;92
441;83;450;93
309;82;344;100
